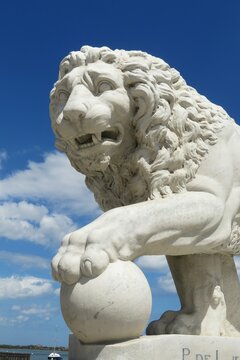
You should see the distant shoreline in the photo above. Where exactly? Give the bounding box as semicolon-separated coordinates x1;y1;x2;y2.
0;345;68;351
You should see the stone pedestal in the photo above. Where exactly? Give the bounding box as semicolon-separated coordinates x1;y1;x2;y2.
69;333;240;360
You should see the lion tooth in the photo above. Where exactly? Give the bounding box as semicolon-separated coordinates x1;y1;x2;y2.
69;139;78;149
96;133;102;142
92;135;98;144
92;134;101;144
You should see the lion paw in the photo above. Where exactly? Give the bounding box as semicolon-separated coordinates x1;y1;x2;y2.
147;311;203;335
51;228;113;284
146;311;179;335
80;248;110;277
51;233;83;284
166;313;201;335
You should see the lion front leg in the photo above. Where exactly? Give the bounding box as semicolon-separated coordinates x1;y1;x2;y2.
51;208;145;284
52;191;224;283
51;229;90;284
80;192;224;279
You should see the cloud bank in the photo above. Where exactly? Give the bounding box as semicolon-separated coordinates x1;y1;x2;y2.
137;255;176;294
0;251;49;270
0;201;76;245
0;276;55;299
11;304;58;322
0;152;99;215
0;152;100;247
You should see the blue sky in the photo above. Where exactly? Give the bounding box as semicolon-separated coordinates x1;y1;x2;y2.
0;0;240;347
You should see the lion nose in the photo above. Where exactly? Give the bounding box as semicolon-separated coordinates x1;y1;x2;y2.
63;105;87;123
62;84;90;123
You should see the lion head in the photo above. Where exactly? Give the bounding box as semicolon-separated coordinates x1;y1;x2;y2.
50;46;230;211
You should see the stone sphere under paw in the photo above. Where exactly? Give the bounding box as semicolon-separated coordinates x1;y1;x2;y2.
60;260;152;344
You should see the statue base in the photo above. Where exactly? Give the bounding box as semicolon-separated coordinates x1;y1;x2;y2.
69;333;240;360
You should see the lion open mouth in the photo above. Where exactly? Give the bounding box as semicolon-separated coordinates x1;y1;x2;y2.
71;127;121;149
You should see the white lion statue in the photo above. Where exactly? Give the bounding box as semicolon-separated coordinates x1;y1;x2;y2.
50;46;240;337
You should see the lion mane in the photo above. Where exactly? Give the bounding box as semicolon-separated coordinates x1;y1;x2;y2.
51;46;232;212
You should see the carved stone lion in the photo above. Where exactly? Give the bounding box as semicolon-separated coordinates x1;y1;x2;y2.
50;46;240;337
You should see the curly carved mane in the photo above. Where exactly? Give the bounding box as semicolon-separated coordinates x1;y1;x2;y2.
54;46;231;211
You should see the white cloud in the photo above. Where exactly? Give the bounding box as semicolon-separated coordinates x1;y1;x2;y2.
54;288;60;296
0;152;100;246
0;251;49;270
0;201;48;222
136;255;168;271
0;151;7;170
0;276;54;299
0;201;76;246
0;304;59;325
0;315;29;325
11;304;58;321
0;151;99;216
157;273;177;294
136;255;176;293
15;315;29;323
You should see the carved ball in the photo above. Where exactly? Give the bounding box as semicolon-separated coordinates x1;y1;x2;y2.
60;260;152;344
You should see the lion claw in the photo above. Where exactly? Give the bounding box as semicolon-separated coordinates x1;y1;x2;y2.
81;259;93;277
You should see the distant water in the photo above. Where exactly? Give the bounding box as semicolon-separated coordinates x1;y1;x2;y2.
0;349;68;360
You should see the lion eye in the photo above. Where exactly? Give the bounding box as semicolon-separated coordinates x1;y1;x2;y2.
97;81;114;94
57;90;69;113
59;90;69;102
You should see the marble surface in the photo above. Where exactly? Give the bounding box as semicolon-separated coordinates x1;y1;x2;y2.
60;261;151;343
69;333;240;360
50;46;240;340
